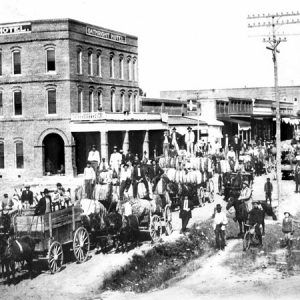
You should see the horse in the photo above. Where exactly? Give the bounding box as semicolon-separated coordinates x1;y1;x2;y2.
226;196;249;237
259;201;277;235
1;235;36;283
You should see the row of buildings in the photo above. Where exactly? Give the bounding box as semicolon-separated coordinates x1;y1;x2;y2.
0;18;299;179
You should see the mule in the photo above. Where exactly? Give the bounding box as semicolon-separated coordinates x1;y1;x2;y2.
226;197;249;236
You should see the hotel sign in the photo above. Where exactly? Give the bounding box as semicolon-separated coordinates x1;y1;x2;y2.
86;26;126;44
0;23;31;35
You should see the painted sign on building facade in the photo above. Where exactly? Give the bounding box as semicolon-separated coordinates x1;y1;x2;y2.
0;23;31;35
86;26;126;44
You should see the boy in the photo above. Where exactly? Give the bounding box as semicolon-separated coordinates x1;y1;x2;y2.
264;177;273;205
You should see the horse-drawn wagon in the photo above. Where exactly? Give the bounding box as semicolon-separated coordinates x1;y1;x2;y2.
12;206;90;273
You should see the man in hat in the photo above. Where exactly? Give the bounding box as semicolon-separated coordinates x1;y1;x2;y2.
21;184;34;205
125;149;134;164
212;204;228;250
87;145;100;174
35;188;52;215
294;160;300;193
185;126;195;156
170;127;181;152
119;163;132;201
110;146;122;174
148;159;164;193
179;195;193;233
247;200;264;246
264;177;273;205
282;211;300;248
84;161;96;199
132;161;150;199
162;130;170;157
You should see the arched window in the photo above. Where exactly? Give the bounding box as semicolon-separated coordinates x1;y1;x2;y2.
88;50;93;76
46;48;55;72
78;88;83;113
119;54;124;79
128;91;133;112
89;89;94;112
111;88;116;112
47;88;56;114
127;56;132;81
97;89;103;111
96;51;102;76
120;90;125;112
12;49;21;75
15;140;24;169
0;141;4;169
13;89;22;115
110;52;115;78
133;92;139;112
77;48;82;74
132;56;137;81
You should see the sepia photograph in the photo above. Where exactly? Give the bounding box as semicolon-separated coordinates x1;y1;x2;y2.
0;0;300;299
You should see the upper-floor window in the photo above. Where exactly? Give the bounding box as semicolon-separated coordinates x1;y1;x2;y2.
134;93;138;112
0;142;4;169
0;91;2;116
119;54;124;79
133;57;137;81
89;90;94;112
12;50;21;75
128;91;133;112
78;89;83;113
96;52;102;76
0;51;2;76
127;56;132;81
47;89;56;114
46;49;55;72
13;90;22;115
110;53;115;78
111;89;116;112
97;89;103;111
121;91;125;112
77;48;82;74
88;51;93;76
15;141;24;169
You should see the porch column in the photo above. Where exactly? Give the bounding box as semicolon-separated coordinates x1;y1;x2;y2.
225;134;229;157
143;130;149;155
34;145;44;177
245;130;249;144
123;130;129;154
100;131;108;162
65;144;74;176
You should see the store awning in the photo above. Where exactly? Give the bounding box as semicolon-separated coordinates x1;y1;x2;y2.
218;117;250;127
238;124;251;131
282;118;300;125
187;116;224;126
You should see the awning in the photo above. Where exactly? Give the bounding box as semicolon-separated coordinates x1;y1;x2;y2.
218;117;250;127
187;116;224;126
282;118;300;125
238;124;251;131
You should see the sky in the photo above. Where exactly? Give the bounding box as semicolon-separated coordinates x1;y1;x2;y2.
1;0;300;97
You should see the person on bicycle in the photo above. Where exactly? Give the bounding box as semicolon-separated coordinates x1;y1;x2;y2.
247;200;264;246
212;204;228;250
282;211;300;248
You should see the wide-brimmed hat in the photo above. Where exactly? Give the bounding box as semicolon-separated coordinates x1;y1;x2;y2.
25;184;30;188
113;145;118;149
284;211;291;216
172;127;176;131
216;204;222;209
187;126;192;130
43;188;49;194
252;199;259;204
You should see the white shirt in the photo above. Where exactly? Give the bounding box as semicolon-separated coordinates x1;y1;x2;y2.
227;150;236;160
110;152;122;166
84;167;96;181
185;131;195;144
164;135;169;144
88;150;100;164
213;211;228;230
120;168;132;182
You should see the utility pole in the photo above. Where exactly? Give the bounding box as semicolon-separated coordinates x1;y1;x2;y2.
248;12;300;207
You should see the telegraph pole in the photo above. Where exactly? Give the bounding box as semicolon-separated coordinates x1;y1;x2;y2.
248;12;300;207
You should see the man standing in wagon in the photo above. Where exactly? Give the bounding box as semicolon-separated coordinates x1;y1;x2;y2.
185;126;195;156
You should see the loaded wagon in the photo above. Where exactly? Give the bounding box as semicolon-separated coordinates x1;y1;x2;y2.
12;206;90;273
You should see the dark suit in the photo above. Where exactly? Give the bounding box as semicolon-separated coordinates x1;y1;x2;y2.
179;198;193;232
34;196;52;215
21;190;34;205
170;131;182;150
125;153;134;163
148;164;164;192
132;165;149;198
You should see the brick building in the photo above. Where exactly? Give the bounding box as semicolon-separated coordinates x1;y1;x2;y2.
0;19;167;179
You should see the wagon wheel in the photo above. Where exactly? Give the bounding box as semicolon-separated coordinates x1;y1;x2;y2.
73;227;90;263
149;215;162;243
48;241;64;274
164;205;173;236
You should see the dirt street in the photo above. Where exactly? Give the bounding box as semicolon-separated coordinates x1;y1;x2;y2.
1;174;299;300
